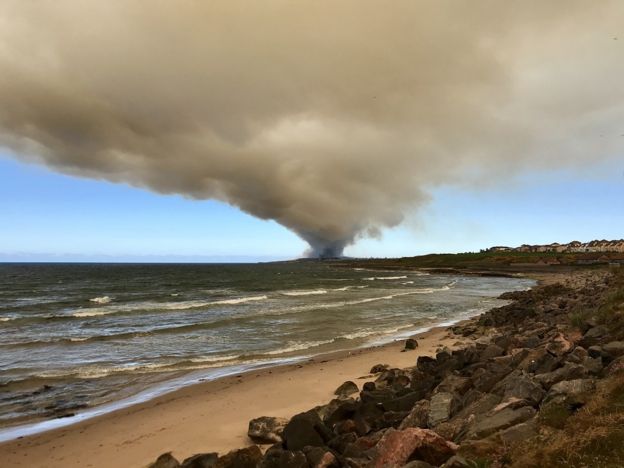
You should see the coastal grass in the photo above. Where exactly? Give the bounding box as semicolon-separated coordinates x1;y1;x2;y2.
510;372;624;467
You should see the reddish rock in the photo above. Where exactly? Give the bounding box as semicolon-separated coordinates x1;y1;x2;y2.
369;428;458;467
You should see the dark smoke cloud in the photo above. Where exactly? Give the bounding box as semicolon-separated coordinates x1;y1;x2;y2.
0;1;622;256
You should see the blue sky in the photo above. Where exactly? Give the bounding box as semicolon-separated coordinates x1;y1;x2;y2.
1;153;623;262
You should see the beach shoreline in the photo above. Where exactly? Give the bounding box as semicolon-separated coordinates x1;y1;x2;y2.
0;323;470;468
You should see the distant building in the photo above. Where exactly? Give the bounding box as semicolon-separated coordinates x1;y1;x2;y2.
486;239;624;254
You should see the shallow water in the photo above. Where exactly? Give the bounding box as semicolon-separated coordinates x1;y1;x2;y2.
0;262;534;428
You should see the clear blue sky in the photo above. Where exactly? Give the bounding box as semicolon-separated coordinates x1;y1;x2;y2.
1;153;623;262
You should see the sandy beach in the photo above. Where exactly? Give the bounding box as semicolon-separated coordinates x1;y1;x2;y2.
0;326;464;468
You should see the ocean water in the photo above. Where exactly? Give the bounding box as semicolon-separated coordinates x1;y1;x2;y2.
0;262;534;430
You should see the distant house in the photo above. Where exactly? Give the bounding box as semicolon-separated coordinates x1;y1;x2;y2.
488;246;512;252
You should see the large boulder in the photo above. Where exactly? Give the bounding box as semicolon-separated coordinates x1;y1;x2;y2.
545;333;573;357
282;410;333;451
540;378;596;428
334;381;359;397
494;371;545;406
303;446;339;468
215;446;263;468
149;453;180;468
181;453;218;468
399;400;430;430
580;325;610;347
603;341;624;358
470;406;536;439
368;428;458;467
428;392;459;427
405;338;419;350
534;363;587;389
248;416;289;444
258;447;308;468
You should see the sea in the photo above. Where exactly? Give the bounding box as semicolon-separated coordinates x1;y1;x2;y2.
0;262;534;436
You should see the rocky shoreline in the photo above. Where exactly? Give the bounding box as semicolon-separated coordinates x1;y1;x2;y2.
148;268;624;468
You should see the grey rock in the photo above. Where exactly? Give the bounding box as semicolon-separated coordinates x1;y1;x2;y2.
603;341;624;358
481;344;504;360
580;325;609;347
334;381;359;397
471;406;536;438
181;453;218;468
399;399;430;429
405;338;419;350
282;410;333;451
248;416;289;444
428;392;459;427
149;453;180;468
495;371;545;406
370;363;390;374
403;461;435;468
216;446;263;468
497;418;538;443
435;374;472;396
441;455;472;468
548;378;596;405
534;363;587;389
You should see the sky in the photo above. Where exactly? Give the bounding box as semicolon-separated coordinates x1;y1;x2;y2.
2;153;622;262
0;2;623;261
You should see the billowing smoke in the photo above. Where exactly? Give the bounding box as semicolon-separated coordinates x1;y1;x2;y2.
0;2;622;257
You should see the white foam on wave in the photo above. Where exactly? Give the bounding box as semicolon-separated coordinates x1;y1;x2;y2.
363;276;408;281
89;296;111;304
401;281;414;285
71;295;269;317
0;317;15;322
263;339;335;355
189;354;241;364
280;289;328;297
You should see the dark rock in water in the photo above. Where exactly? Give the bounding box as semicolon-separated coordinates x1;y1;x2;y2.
149;453;181;468
248;416;289;444
282;410;333;451
470;406;536;439
216;445;262;468
181;453;218;468
405;338;419;350
370;364;390;374
399;400;430;430
334;381;359;397
427;392;459;427
369;427;458;467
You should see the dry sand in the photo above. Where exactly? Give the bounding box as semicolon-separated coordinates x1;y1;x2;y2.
0;326;465;468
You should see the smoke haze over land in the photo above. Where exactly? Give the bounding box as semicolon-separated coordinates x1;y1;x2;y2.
0;1;623;257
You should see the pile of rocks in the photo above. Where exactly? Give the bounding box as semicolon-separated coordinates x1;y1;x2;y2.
149;272;623;467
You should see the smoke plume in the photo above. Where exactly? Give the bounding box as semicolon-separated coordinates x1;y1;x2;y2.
0;1;622;256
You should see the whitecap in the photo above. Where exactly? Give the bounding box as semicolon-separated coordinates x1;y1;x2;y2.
280;289;328;297
263;339;334;355
363;276;408;281
89;296;111;304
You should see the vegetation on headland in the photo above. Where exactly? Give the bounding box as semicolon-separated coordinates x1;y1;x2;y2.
335;250;624;273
